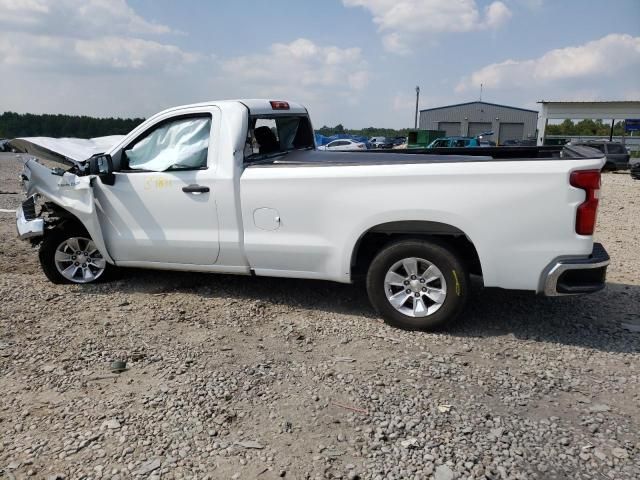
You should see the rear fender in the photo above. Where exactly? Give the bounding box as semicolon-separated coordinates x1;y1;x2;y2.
24;159;114;264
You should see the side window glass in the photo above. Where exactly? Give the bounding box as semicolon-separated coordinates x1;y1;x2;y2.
125;116;211;172
606;144;624;154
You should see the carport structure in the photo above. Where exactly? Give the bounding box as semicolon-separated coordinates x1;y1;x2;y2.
536;100;640;146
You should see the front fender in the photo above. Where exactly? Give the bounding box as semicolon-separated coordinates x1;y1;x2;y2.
23;159;114;264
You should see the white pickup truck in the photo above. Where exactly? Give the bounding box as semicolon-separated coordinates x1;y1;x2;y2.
14;99;609;330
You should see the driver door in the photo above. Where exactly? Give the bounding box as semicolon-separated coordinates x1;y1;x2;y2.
93;111;220;265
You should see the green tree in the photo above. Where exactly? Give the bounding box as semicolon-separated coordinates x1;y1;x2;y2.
0;112;145;139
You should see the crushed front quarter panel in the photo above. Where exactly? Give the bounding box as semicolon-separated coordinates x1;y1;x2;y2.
21;158;114;264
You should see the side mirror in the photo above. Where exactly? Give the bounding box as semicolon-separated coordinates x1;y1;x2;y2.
88;154;115;186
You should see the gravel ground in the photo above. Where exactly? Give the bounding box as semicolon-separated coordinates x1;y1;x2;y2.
0;153;638;480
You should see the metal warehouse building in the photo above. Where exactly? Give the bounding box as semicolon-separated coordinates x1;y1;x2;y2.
419;101;538;144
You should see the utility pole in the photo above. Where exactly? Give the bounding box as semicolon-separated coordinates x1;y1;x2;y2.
480;83;483;102
414;86;420;129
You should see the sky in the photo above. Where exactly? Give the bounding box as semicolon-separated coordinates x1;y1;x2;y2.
0;0;639;128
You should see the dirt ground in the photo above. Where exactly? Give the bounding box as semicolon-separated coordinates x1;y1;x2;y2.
0;153;638;480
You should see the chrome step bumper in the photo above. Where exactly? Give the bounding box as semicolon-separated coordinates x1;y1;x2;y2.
541;243;610;296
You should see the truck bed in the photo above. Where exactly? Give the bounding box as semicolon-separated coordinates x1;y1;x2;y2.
365;145;564;158
255;145;591;167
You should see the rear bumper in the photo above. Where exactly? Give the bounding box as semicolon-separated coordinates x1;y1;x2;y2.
541;243;609;296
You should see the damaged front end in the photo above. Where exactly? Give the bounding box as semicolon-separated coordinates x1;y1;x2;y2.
15;152;116;264
16;194;44;240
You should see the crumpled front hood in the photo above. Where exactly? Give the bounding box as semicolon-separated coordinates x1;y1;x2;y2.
10;135;125;165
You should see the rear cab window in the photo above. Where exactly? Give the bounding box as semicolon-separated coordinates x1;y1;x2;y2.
606;144;626;154
245;114;314;162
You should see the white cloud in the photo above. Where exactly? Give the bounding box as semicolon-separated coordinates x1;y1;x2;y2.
0;0;173;37
222;38;369;95
218;38;370;123
0;0;208;119
0;5;370;127
0;33;198;72
0;0;195;74
343;0;512;52
456;33;640;93
484;1;512;28
75;37;199;71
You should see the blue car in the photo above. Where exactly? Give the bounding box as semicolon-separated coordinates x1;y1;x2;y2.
426;136;481;148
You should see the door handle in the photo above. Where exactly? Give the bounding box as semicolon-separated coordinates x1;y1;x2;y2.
182;184;210;194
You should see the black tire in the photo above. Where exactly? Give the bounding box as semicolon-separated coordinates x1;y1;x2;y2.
366;239;469;331
39;225;115;284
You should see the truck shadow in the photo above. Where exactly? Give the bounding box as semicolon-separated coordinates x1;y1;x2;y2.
107;269;639;355
451;282;640;355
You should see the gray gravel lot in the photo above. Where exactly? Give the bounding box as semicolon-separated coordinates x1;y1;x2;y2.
0;152;638;480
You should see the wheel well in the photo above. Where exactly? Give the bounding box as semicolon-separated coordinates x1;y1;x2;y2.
43;202;87;232
351;221;483;279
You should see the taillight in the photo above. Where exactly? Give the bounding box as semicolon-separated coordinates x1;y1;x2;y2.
270;100;289;110
570;170;601;235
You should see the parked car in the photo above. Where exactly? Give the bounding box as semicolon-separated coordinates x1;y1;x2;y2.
501;139;536;146
570;141;629;170
392;137;407;149
368;136;388;149
631;162;640;180
318;139;366;151
15;99;609;331
427;136;481;148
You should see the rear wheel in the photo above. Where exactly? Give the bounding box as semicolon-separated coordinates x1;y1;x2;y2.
39;226;113;284
366;240;469;330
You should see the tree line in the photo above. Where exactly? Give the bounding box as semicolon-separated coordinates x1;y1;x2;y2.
317;124;410;138
1;113;633;140
0;112;411;140
546;119;628;136
0;112;145;139
320;119;635;139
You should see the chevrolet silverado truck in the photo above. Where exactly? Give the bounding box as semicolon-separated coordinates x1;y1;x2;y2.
13;99;610;330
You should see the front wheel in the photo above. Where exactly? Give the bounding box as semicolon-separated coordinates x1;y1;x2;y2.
366;240;469;330
39;227;112;284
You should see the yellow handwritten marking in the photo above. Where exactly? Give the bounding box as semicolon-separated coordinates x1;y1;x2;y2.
144;177;172;190
452;270;461;296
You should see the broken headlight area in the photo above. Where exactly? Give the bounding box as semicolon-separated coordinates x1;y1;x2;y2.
16;194;44;242
16;194;73;245
21;195;38;221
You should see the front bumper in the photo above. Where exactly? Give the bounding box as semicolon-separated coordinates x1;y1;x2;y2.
16;201;44;240
542;243;610;296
